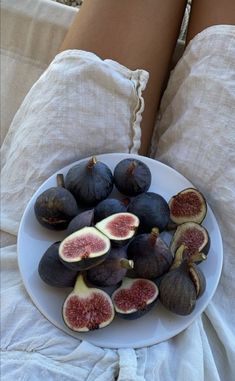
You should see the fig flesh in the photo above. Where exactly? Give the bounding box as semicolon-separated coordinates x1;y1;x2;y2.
113;158;151;196
65;157;113;206
87;247;134;287
127;228;173;279
63;274;115;331
94;198;127;223
38;242;78;287
112;277;159;319
169;188;207;225
170;222;210;259
34;174;78;230
67;209;94;235
59;227;110;271
127;192;170;233
95;212;139;245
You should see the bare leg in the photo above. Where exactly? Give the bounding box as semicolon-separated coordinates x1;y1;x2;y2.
60;0;187;155
187;0;235;44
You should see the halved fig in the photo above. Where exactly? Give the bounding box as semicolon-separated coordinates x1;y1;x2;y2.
170;222;210;260
112;277;158;319
62;274;115;331
95;212;139;245
59;227;110;271
169;188;207;225
87;246;134;287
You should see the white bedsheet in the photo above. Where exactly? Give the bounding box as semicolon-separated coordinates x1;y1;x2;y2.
1;1;235;380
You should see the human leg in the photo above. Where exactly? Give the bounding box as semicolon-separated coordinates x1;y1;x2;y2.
186;0;235;43
60;0;187;155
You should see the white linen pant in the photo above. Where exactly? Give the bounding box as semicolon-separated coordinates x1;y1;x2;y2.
1;14;235;381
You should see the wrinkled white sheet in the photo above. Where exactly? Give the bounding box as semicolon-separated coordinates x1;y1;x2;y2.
1;0;235;380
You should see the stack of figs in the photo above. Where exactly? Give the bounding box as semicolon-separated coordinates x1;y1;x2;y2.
35;156;210;332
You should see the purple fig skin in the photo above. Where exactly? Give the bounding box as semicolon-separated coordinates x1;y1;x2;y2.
127;229;173;279
34;187;79;230
67;209;94;235
38;242;78;287
159;261;197;316
127;192;170;233
65;157;114;206
94;198;127;223
113;158;151;197
86;247;129;287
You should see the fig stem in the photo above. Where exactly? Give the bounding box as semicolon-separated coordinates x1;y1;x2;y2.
87;157;97;170
188;251;207;263
56;173;65;188
170;244;187;270
149;227;159;246
119;258;134;270
74;274;89;294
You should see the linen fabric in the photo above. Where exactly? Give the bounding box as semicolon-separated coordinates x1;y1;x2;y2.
1;0;235;380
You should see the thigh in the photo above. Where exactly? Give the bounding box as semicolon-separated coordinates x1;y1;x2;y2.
60;0;187;155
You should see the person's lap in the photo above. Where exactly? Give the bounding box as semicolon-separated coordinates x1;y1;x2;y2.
1;1;235;380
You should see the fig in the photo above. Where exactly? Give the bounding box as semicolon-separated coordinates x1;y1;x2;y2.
62;274;115;331
127;228;173;279
113;158;151;196
59;227;111;271
34;174;78;230
169;188;207;225
170;222;210;259
65;157;113;206
127;192;170;233
67;209;94;235
94;198;127;223
188;263;206;299
95;212;139;246
112;277;159;319
38;242;78;287
159;245;206;315
87;246;134;287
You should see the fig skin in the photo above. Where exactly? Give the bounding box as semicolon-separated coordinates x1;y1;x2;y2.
86;246;133;287
127;228;173;279
62;274;115;331
112;277;159;320
113;158;151;196
94;198;127;223
34;174;78;230
38;242;78;288
65;157;114;206
169;187;207;225
159;261;197;316
67;209;94;235
59;227;111;271
127;192;170;233
159;246;206;315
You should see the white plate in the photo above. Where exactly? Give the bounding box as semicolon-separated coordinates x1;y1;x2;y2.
17;153;223;349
